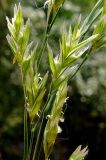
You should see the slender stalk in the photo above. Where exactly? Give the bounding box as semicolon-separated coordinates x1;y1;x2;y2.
31;83;53;160
27;128;34;160
46;7;61;34
27;110;46;160
27;115;44;160
23;105;28;160
21;69;29;160
69;48;93;81
37;35;48;69
27;82;53;160
37;6;62;69
32;115;45;160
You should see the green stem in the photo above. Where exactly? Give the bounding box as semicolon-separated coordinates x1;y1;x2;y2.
37;35;48;69
23;106;28;160
37;6;62;69
27;92;53;159
47;7;61;34
27;114;44;160
27;128;34;160
31;83;53;160
32;115;45;160
69;48;92;81
21;67;29;160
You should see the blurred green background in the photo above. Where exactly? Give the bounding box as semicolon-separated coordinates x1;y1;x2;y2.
0;0;106;160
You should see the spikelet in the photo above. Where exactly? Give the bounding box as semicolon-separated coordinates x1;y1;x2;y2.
43;81;67;159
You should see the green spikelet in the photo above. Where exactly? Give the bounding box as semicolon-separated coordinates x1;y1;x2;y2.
43;81;67;159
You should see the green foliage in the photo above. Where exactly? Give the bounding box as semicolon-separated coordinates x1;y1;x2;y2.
6;0;106;160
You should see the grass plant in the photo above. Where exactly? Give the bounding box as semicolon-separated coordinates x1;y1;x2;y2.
6;0;106;159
